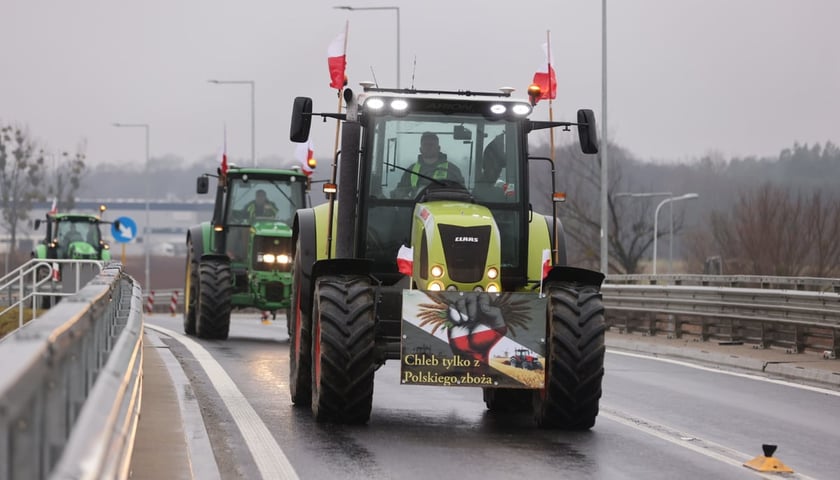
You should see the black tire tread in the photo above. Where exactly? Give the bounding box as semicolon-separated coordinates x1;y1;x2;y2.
196;260;232;340
535;282;605;430
311;275;376;424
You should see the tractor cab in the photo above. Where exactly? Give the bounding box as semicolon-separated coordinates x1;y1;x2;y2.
33;213;111;261
349;91;535;290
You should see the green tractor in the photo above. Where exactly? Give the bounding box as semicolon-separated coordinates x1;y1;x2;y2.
184;165;309;339
288;85;606;429
32;209;113;307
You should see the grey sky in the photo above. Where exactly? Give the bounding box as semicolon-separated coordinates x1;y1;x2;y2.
2;0;838;169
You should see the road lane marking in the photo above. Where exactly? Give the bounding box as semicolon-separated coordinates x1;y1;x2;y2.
608;350;840;397
145;330;221;480
146;324;299;480
600;407;817;480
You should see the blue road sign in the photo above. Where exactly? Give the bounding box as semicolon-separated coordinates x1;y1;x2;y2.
112;216;138;243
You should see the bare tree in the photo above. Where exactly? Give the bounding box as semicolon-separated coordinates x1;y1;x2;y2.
43;144;87;212
0;124;45;261
805;191;840;277
700;183;840;276
530;141;685;274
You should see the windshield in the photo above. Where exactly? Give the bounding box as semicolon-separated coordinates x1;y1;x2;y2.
57;218;101;245
227;177;304;226
367;113;521;202
363;113;524;275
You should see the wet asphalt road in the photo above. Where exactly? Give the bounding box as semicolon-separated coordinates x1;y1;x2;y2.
146;314;839;480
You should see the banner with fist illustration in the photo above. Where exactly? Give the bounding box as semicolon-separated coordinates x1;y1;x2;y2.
401;291;548;389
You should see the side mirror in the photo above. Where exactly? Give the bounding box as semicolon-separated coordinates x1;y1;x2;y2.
290;97;313;143
197;176;209;194
34;219;42;230
577;109;599;154
453;125;472;141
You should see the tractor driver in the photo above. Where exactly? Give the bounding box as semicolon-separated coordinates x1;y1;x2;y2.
63;223;83;244
392;132;465;198
246;189;279;221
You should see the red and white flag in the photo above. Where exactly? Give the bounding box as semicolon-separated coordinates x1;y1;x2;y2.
531;38;556;104
397;244;413;276
48;197;58;214
328;22;348;90
541;248;552;278
51;262;60;282
220;125;229;176
294;140;315;176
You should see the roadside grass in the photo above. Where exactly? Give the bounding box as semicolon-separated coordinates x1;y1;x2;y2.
0;308;35;339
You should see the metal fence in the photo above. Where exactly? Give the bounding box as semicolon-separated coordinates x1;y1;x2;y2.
0;264;143;480
603;275;840;355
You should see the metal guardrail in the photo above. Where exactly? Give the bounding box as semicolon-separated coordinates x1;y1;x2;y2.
1;259;105;329
605;273;840;293
603;275;840;355
0;264;143;480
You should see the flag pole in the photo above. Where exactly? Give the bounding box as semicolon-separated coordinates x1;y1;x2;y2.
325;20;348;259
547;29;555;165
546;29;560;265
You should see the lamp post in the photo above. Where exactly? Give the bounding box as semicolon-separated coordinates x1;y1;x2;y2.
112;122;150;292
333;5;400;88
208;79;256;166
599;0;608;274
653;193;699;274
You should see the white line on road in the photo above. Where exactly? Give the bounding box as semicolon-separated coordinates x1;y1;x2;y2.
607;350;840;397
146;324;299;480
600;407;818;480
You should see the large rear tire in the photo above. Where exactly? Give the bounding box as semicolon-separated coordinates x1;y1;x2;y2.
483;388;532;413
311;275;376;424
183;239;198;335
289;244;312;405
534;282;605;430
196;259;232;340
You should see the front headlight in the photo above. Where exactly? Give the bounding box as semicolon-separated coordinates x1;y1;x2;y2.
258;253;291;264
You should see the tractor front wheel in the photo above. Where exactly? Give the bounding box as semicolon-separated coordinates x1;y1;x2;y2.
534;282;605;430
183;239;198;335
196;259;232;340
289;246;311;406
311;275;376;424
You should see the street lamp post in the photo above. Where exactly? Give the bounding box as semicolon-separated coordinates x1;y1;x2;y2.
334;5;400;88
208;80;256;166
112;122;150;292
599;0;608;274
653;194;699;275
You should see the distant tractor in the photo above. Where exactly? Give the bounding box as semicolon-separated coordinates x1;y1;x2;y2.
510;348;543;370
32;207;113;307
33;209;113;263
288;83;606;429
184;165;309;340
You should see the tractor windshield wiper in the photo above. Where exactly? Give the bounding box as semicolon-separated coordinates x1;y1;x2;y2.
270;181;296;209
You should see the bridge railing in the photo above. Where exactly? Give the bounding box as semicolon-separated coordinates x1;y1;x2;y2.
603;274;840;356
0;263;143;480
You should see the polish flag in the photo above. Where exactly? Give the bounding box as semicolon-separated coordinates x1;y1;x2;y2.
51;262;60;282
220;125;229;176
294;140;315;176
531;39;556;103
48;197;58;214
447;324;508;364
397;244;413;276
328;23;348;90
541;248;552;278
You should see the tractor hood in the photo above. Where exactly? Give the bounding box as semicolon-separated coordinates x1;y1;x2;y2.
252;220;293;237
410;201;502;291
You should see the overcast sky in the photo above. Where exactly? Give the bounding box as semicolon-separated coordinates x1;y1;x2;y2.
2;0;838;170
